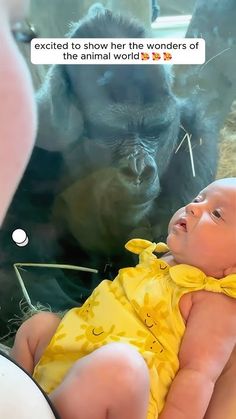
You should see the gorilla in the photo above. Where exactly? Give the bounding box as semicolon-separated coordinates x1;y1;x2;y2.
0;6;218;337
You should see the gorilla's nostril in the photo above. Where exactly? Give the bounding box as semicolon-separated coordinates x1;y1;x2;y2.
142;165;155;181
127;155;145;177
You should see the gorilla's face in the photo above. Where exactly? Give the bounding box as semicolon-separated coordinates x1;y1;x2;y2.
52;11;181;252
56;63;180;253
65;64;180;206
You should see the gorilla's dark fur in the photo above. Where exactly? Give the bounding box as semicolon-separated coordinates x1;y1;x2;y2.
0;7;218;337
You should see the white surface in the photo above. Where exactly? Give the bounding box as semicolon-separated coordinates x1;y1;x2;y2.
0;354;56;419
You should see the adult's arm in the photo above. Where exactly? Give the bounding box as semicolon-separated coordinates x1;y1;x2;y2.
204;345;236;419
0;351;59;419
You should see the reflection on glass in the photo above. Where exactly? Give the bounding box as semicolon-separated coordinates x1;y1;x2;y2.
1;0;235;344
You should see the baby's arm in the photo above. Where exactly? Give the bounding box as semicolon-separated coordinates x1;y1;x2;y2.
11;312;61;374
159;292;236;419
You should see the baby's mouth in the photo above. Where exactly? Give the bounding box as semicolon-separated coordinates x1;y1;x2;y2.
175;217;187;232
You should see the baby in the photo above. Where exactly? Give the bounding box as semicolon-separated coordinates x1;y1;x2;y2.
12;177;236;419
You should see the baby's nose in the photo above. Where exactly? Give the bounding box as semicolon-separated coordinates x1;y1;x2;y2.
185;202;202;217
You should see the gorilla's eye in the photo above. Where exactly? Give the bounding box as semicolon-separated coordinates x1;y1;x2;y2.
141;120;170;140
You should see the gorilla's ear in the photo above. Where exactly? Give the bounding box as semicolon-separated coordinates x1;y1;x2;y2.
36;65;84;152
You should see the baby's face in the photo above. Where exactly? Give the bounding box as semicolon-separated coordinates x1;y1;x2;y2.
0;0;36;225
167;178;236;278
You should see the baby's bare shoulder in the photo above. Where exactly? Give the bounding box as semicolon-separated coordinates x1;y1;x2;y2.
189;291;236;340
179;292;236;377
194;289;236;313
180;290;236;322
193;290;236;308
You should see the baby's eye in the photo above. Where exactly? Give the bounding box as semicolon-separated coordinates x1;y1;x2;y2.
192;195;202;203
212;209;222;219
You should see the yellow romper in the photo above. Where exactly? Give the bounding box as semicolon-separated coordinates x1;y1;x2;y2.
33;239;236;418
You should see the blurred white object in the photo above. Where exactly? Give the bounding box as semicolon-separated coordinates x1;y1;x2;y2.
152;15;191;38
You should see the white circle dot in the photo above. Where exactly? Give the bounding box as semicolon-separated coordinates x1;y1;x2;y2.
12;229;27;244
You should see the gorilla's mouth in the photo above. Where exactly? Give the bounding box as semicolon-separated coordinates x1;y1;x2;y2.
117;170;160;200
85;166;160;209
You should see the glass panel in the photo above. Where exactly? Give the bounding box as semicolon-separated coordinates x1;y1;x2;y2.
0;0;235;345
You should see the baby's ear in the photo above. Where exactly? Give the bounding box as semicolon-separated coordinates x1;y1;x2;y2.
224;266;236;276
